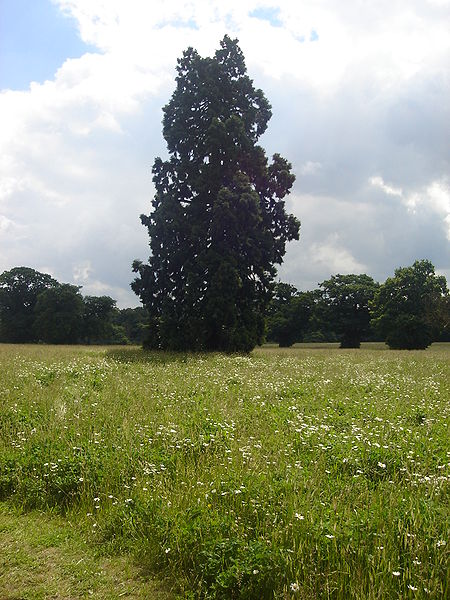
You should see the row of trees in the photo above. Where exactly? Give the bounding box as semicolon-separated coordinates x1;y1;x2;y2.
1;261;448;350
267;260;449;349
0;267;147;345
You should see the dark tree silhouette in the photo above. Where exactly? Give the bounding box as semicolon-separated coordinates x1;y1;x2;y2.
133;36;300;351
83;296;117;343
0;267;58;342
371;259;448;349
319;274;379;348
34;284;85;344
266;284;315;347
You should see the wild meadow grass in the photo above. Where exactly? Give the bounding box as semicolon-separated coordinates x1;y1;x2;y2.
0;343;448;598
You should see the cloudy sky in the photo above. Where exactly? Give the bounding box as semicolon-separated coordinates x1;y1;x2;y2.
1;0;449;307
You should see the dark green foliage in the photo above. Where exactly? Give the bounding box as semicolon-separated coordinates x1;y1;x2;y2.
0;267;58;342
298;289;338;343
0;449;84;510
132;36;300;352
83;295;117;343
0;265;151;345
34;284;85;344
371;259;449;349
266;284;315;347
435;294;450;341
114;307;147;344
318;274;379;348
198;537;283;599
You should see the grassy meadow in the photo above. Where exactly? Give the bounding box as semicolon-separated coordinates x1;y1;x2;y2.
0;343;448;599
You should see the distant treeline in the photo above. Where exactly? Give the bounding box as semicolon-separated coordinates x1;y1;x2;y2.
267;260;449;349
0;267;147;345
1;260;449;349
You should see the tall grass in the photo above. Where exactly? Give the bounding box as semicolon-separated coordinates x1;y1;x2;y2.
1;343;448;598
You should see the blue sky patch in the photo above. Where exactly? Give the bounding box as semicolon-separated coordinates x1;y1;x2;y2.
0;0;98;91
249;7;283;27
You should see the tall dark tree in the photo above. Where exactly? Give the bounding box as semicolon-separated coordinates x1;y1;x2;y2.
371;259;449;349
0;267;58;342
132;36;300;351
318;274;379;348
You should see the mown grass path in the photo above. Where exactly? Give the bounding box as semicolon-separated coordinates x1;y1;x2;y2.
0;503;174;599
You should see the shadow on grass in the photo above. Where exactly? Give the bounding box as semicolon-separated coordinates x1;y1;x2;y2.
105;347;208;365
106;343;395;364
261;342;388;351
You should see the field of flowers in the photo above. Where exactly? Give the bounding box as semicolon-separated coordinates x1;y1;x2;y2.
0;343;448;599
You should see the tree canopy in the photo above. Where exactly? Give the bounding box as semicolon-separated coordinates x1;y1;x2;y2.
0;267;58;342
371;259;449;349
266;284;315;347
132;36;300;352
83;295;117;343
34;284;85;344
0;266;148;345
318;274;379;348
1;259;447;349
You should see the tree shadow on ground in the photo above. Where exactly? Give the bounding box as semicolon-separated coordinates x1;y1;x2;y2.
105;347;209;365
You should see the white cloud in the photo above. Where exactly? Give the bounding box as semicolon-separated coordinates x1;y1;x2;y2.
53;0;450;93
73;261;93;282
424;179;450;216
404;179;450;239
300;161;322;176
369;175;450;239
369;176;403;197
0;215;16;232
0;0;449;305
310;233;367;275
